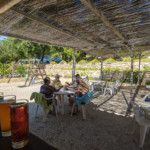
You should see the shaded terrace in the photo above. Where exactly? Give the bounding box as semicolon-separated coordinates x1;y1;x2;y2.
0;0;150;150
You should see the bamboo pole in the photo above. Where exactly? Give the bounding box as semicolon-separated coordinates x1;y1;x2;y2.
72;49;76;82
0;0;21;14
130;47;134;94
125;46;135;115
138;50;142;84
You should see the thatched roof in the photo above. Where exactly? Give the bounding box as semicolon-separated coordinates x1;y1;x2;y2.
0;0;149;56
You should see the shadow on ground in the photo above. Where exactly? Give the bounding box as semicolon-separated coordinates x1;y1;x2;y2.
28;102;150;150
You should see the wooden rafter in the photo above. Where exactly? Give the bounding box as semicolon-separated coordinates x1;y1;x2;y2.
0;0;21;14
80;0;127;42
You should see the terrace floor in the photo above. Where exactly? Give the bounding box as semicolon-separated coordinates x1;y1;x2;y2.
0;80;150;150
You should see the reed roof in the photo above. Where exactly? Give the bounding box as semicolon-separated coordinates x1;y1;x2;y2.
0;0;149;57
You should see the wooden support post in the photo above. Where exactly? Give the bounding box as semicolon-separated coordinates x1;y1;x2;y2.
99;57;103;80
125;46;135;115
138;50;142;84
72;49;76;82
7;61;17;83
130;47;134;94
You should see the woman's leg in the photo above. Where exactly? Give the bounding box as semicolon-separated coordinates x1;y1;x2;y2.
68;95;74;106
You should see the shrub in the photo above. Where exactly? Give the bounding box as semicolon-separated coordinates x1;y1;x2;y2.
16;65;27;76
122;57;131;62
104;58;116;63
50;61;57;65
123;71;139;84
88;76;94;80
90;59;99;64
0;63;12;76
143;65;150;71
146;80;150;85
78;60;87;64
68;60;73;64
103;67;120;72
141;58;150;62
59;60;67;64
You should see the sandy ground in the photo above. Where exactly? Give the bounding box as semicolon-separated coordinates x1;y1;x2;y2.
0;80;150;150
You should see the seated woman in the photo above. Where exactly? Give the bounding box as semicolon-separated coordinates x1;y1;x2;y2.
52;74;63;90
40;77;56;104
52;74;64;103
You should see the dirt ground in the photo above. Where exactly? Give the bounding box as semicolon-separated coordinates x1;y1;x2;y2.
0;79;150;150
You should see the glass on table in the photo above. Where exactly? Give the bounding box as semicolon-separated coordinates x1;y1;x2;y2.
0;92;4;102
10;99;29;149
4;95;16;103
0;94;16;137
0;95;16;137
0;103;12;137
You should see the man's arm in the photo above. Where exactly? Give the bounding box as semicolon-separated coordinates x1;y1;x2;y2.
79;80;89;90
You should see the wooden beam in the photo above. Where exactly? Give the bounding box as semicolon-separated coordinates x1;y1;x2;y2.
11;8;101;48
80;0;127;42
0;0;21;14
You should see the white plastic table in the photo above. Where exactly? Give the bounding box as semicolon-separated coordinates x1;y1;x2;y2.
53;90;75;115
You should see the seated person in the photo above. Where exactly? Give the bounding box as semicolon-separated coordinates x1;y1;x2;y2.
52;74;63;90
75;74;89;95
40;77;56;100
68;74;89;106
64;74;81;89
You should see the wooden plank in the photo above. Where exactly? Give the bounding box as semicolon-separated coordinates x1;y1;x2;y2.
0;0;21;14
80;0;127;42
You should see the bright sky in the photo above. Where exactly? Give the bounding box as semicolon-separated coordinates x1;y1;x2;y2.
0;36;7;41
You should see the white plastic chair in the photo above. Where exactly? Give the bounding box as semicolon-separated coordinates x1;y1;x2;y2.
133;102;150;148
71;91;93;120
30;92;54;122
103;80;121;96
91;82;104;96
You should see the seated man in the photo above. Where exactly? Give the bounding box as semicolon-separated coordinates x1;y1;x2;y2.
40;77;56;102
52;74;63;90
68;74;89;107
75;74;89;102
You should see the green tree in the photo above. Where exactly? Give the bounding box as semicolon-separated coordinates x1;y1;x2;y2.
0;37;88;63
